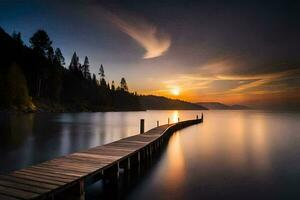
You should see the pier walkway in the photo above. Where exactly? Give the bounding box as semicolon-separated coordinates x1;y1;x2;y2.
0;117;203;200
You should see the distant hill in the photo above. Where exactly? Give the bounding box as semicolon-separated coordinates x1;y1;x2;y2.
196;102;251;110
230;104;251;110
139;95;207;110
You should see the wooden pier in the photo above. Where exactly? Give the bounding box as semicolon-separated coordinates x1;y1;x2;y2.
0;117;203;200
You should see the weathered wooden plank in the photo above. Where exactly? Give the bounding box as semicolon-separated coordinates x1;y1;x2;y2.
57;158;111;169
0;194;20;200
87;149;131;156
96;146;133;152
37;163;91;175
68;155;115;164
46;159;101;169
30;166;85;177
39;163;95;174
21;168;78;180
100;145;139;151
10;173;65;186
0;175;58;190
0;179;50;194
122;137;154;142
45;160;102;171
111;141;147;146
0;185;40;200
87;149;131;157
43;159;97;168
66;155;114;165
13;171;74;183
71;152;120;160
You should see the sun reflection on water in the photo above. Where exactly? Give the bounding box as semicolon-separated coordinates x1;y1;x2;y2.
194;111;271;172
164;133;186;189
250;114;270;172
172;110;179;123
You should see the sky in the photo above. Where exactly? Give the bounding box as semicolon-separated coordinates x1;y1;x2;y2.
0;0;300;108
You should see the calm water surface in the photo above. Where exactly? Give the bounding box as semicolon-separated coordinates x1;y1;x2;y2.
1;110;300;199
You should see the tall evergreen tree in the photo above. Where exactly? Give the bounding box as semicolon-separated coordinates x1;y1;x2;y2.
111;81;115;91
82;56;91;79
99;64;105;78
54;48;65;66
99;64;106;86
69;52;80;70
120;77;128;92
29;30;52;56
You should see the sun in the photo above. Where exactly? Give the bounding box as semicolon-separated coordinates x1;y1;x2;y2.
170;87;180;96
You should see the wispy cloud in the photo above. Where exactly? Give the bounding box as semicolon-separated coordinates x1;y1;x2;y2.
103;10;171;59
217;69;300;93
153;67;300;102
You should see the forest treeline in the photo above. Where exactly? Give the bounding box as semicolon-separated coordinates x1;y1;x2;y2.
0;27;141;111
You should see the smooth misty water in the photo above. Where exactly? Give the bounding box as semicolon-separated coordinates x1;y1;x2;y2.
1;110;300;199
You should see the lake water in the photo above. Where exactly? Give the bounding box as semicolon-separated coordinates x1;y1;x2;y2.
1;110;300;199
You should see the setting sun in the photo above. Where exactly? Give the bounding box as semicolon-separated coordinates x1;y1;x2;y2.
171;87;180;96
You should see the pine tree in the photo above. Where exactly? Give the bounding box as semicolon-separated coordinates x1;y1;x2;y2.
99;64;105;78
29;30;52;56
54;48;65;66
98;64;106;87
69;52;80;70
111;80;115;91
120;77;128;92
82;56;91;79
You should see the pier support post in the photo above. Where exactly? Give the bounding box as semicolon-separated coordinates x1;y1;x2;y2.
178;117;180;122
64;179;85;200
79;180;85;200
138;152;141;163
168;118;170;124
150;144;153;156
196;115;198;119
120;158;131;170
140;119;145;134
103;163;120;180
157;121;159;127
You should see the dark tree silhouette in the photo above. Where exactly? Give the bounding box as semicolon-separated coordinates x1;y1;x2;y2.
54;48;65;66
120;77;128;92
3;62;33;109
12;31;23;45
111;81;115;91
92;74;97;85
69;52;80;71
99;64;106;87
99;64;105;78
47;46;54;63
82;56;91;79
29;30;52;56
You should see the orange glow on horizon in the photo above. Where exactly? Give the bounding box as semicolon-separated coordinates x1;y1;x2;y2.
134;67;300;107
